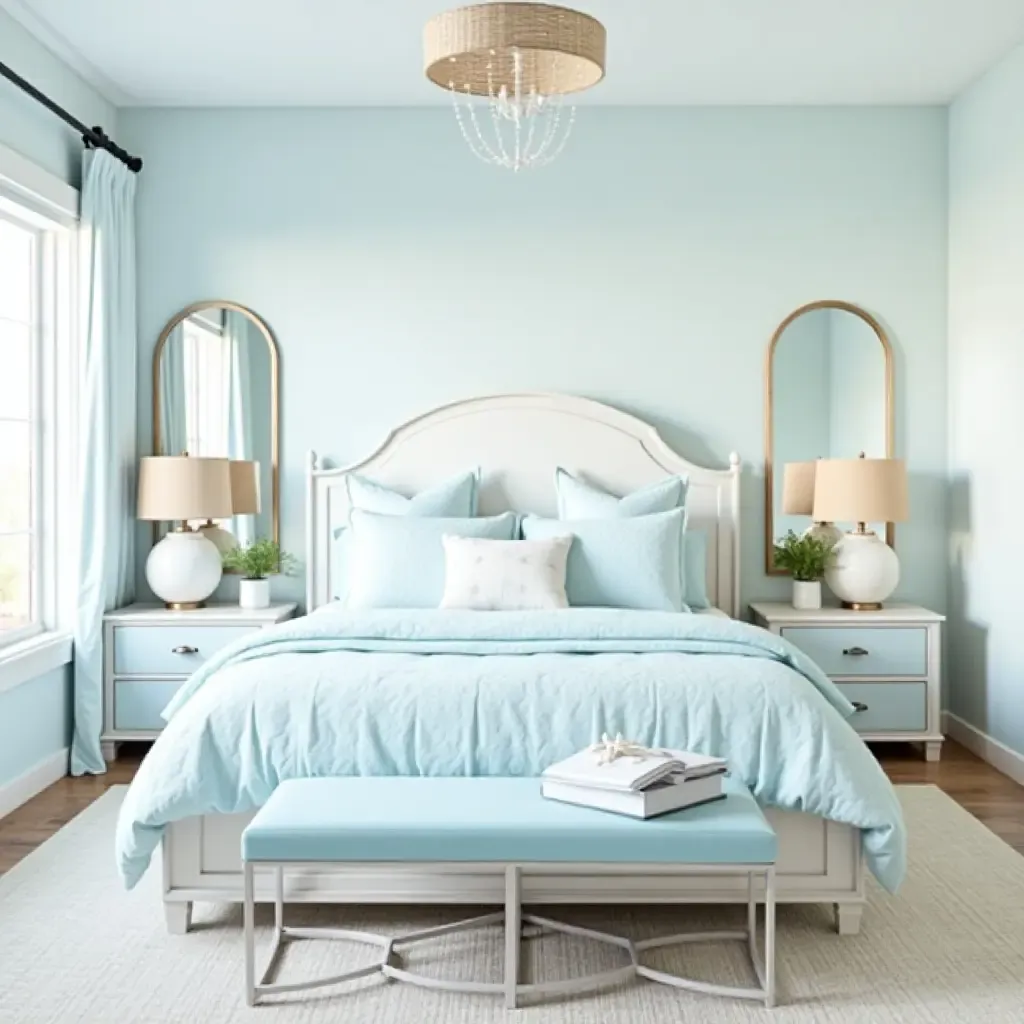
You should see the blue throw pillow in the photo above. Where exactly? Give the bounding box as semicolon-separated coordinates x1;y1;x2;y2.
553;469;708;609
333;469;480;601
346;469;479;518
347;511;518;609
555;469;688;519
522;509;687;612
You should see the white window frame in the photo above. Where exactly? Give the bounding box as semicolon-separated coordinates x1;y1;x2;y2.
0;143;78;692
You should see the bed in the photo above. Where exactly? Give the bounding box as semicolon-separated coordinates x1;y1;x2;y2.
120;393;902;935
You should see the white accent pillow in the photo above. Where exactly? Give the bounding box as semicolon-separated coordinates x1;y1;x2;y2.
439;536;571;611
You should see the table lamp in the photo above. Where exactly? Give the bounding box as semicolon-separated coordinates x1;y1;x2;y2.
781;460;841;546
137;456;233;609
198;460;262;554
812;455;909;610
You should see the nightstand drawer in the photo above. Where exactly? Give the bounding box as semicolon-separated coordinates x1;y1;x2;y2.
780;626;927;677
112;625;253;675
113;680;184;731
836;682;927;733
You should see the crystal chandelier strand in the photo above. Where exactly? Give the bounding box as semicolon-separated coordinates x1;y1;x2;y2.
485;67;513;167
450;87;502;165
447;56;577;170
534;104;576;167
527;100;563;165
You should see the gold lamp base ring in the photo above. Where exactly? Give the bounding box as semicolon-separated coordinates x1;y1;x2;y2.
841;601;884;612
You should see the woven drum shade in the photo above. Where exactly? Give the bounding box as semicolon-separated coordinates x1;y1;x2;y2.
424;3;606;97
229;460;261;515
781;461;817;516
137;456;233;522
812;457;909;524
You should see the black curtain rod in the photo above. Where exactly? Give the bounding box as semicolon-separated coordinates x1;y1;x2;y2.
0;59;142;173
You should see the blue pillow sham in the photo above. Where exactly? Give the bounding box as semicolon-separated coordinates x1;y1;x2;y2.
555;469;688;519
346;510;518;609
553;469;709;609
333;469;480;601
346;469;479;518
522;508;687;612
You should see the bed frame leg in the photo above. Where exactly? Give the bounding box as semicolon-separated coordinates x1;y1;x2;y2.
505;865;521;1009
834;902;863;936
164;900;193;935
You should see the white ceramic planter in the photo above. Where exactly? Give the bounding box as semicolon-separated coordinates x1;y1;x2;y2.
239;578;271;610
792;580;822;611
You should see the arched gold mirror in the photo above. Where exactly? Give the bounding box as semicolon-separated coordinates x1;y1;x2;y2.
152;301;279;556
765;300;894;575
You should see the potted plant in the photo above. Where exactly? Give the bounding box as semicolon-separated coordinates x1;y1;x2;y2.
222;539;297;610
772;530;837;610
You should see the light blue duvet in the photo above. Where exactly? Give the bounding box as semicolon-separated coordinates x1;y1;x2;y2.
116;608;905;891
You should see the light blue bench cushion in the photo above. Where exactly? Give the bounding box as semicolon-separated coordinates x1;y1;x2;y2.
241;776;776;865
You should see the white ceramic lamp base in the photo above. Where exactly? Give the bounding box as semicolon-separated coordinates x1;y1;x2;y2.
824;530;900;610
146;530;223;610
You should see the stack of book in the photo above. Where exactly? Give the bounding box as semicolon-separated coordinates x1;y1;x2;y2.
541;744;728;819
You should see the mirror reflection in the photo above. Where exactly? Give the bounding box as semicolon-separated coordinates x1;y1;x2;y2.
767;302;892;572
154;303;277;550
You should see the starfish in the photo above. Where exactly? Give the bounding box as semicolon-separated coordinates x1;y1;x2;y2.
588;733;661;766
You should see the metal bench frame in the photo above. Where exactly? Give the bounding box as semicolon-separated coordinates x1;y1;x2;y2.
243;860;776;1009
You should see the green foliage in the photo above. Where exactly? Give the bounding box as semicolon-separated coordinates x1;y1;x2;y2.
222;538;297;580
773;530;837;582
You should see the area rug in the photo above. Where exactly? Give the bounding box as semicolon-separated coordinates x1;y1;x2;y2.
1;786;1023;1023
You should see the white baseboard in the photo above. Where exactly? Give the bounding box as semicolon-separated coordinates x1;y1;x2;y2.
0;747;69;820
942;712;1024;787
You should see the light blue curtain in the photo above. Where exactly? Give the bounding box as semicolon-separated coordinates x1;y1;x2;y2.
159;325;186;455
226;312;255;545
71;150;138;776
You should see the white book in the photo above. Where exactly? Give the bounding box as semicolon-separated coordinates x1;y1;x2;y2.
542;745;727;793
541;773;726;820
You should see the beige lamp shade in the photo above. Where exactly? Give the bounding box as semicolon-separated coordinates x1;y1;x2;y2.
812;457;909;524
229;460;261;515
781;461;817;516
137;456;233;522
424;3;606;98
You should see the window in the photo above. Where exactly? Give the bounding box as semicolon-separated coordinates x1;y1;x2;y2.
0;214;42;640
0;198;69;649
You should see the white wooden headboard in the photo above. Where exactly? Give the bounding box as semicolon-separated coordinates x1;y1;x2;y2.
306;393;741;616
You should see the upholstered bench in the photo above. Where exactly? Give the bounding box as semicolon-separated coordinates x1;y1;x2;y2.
241;776;777;1009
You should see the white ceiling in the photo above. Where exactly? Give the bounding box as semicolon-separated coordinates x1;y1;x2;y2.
5;0;1024;107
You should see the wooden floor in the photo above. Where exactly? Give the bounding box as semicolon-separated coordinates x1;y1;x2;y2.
0;740;1021;877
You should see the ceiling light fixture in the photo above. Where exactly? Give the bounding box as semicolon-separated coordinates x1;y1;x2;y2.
424;2;606;172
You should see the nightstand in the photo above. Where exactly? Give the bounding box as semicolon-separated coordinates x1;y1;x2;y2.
101;602;298;761
748;602;945;761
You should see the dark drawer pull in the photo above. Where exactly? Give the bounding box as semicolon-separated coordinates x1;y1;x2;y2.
842;646;870;657
171;645;199;655
852;701;869;713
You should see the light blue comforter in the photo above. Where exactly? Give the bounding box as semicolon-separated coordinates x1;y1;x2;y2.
116;608;905;891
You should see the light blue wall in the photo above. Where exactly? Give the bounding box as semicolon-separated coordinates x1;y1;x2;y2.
0;15;111;789
0;9;116;186
0;668;71;786
120;107;949;610
948;43;1024;756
